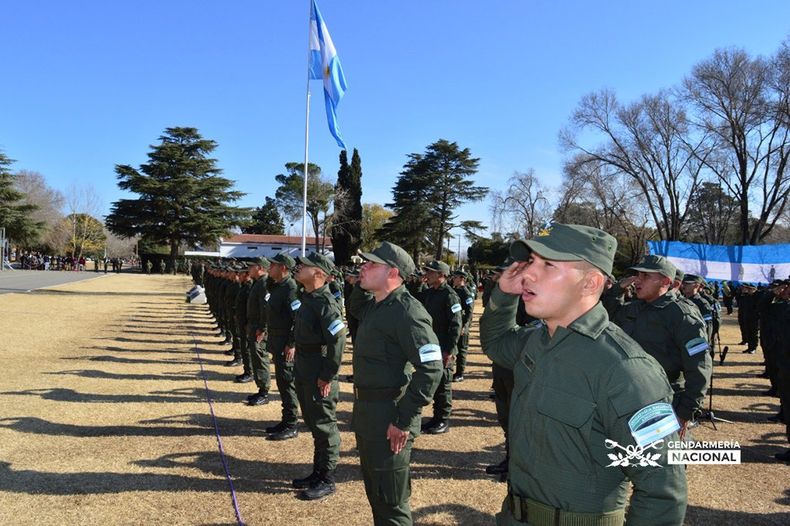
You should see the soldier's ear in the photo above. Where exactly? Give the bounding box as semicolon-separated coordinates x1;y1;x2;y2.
581;268;607;298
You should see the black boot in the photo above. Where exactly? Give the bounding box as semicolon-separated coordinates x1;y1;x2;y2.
268;425;298;441
225;357;243;367
266;421;288;434
292;471;320;489
300;472;336;500
247;392;269;406
485;458;509;475
234;373;253;383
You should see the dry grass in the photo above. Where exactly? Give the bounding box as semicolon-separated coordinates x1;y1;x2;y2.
0;274;788;525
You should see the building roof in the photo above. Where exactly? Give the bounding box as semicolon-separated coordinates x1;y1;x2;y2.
223;234;332;247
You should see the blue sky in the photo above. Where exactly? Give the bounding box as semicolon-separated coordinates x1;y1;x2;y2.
2;0;789;245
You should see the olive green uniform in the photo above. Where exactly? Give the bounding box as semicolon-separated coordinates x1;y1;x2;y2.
246;276;270;392
417;282;462;422
686;293;714;346
266;275;300;426
481;287;687;525
235;279;253;373
453;285;474;378
349;283;443;525
293;283;346;478
608;289;712;423
224;279;242;359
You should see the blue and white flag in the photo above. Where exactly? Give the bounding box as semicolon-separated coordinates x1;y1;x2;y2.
648;240;790;284
309;0;347;150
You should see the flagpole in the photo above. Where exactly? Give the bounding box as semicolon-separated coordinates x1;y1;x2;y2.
301;0;313;257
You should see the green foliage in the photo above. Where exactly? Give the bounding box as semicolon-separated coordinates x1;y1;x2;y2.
381;139;488;260
330;148;363;264
244;196;285;235
467;234;510;267
106;127;247;265
274;162;334;251
360;203;393;251
0;151;43;245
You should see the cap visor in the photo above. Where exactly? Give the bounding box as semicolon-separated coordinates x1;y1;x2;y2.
523;239;583;262
296;255;317;267
359;252;388;265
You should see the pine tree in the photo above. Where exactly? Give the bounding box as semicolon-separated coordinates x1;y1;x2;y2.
382;140;487;260
106;127;247;270
330;148;363;264
0;151;43;246
244;197;285;235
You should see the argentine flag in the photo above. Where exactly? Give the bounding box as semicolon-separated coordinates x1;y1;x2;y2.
309;0;347;150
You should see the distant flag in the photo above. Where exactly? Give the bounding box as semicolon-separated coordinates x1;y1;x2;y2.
309;0;348;149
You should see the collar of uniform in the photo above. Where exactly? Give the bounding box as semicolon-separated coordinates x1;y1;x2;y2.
648;292;676;309
380;284;409;306
565;302;609;340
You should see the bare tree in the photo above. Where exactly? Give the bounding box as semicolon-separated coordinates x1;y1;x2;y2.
684;46;790;244
561;89;711;240
490;169;552;239
64;184;104;259
13;170;64;235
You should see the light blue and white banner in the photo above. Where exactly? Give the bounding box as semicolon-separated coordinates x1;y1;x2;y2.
648;240;790;284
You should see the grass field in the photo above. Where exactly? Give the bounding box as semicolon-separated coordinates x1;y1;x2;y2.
0;274;788;525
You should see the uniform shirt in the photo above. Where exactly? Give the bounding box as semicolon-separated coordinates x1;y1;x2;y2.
349;283;443;433
293;283;346;382
453;286;474;329
609;291;712;421
223;280;241;323
417;282;463;357
480;287;687;523
235;280;252;329
265;276;299;348
246;277;268;335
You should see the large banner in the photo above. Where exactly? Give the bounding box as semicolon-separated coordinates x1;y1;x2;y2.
648;240;790;284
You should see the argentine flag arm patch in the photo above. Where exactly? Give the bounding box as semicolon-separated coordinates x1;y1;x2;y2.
685;337;709;356
418;343;442;363
290;300;302;311
327;319;345;336
628;402;680;448
450;303;462;314
465;297;474;305
265;293;271;301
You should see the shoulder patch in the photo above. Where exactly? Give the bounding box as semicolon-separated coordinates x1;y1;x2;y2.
290;299;302;311
327;319;345;336
265;293;271;301
465;297;474;305
333;291;341;299
628;402;680;447
450;303;462;314
685;337;709;356
418;343;442;363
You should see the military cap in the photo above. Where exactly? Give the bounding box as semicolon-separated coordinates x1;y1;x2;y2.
296;252;335;276
422;260;451;276
360;241;415;279
247;256;270;269
267;252;296;269
630;254;677;280
510;223;617;277
451;269;466;277
682;273;704;285
346;268;360;277
675;269;685;282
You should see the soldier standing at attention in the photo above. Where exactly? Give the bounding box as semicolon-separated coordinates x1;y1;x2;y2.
417;261;462;435
680;274;715;346
243;257;271;404
145;259;152;275
291;253;346;499
450;270;474;383
159;259;166;274
605;255;711;437
224;266;243;367
481;224;687;526
349;241;442;525
233;265;253;381
264;253;301;439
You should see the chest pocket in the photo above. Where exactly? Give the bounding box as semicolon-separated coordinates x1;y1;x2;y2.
537;386;596;429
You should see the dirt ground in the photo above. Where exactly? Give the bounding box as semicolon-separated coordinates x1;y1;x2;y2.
0;273;787;525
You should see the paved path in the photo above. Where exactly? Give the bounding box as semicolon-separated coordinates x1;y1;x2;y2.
0;270;106;295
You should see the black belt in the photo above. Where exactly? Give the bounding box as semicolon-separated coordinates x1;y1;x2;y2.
353;386;402;401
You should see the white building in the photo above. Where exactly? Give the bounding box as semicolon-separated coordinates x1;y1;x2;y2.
206;234;334;260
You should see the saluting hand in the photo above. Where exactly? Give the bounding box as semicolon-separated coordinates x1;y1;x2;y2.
498;261;528;295
284;346;295;362
386;423;408;454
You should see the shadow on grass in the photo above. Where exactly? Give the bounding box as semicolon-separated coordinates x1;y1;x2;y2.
413;503;495;526
43;368;228;382
685;505;790;526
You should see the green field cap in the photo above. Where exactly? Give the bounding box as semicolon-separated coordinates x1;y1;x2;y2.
510;223;617;277
682;273;704;285
296;252;335;276
422;260;451;276
630;254;677;280
267;252;296;269
360;241;415;279
248;257;270;269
